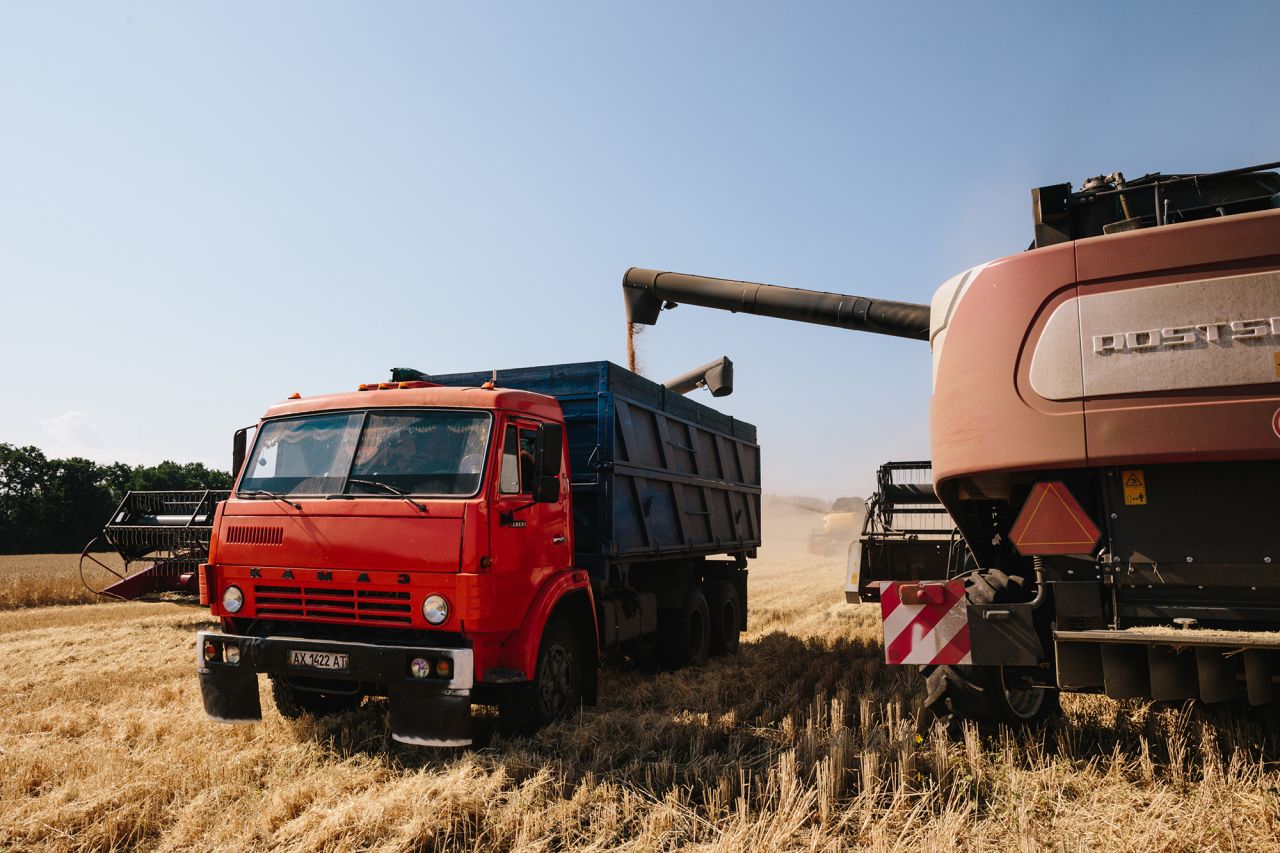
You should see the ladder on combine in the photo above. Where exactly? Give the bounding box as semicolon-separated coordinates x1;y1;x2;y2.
80;490;230;600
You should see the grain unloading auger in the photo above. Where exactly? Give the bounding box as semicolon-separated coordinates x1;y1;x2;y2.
623;268;930;341
626;160;1280;723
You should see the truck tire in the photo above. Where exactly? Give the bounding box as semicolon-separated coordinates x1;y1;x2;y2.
270;676;363;719
502;618;583;734
661;586;711;669
919;569;1060;729
706;580;741;657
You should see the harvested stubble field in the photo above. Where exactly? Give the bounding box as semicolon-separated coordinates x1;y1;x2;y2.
3;512;1280;852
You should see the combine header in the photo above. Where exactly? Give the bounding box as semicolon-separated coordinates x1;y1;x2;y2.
848;461;966;605
625;159;1280;722
80;490;230;599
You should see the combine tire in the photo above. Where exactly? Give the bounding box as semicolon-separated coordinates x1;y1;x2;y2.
660;586;711;669
270;676;363;719
705;581;741;657
920;569;1060;728
501;618;583;734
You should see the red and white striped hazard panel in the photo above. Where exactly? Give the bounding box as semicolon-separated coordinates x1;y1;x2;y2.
881;580;971;666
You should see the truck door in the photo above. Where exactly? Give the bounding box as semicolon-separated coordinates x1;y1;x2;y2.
490;417;572;590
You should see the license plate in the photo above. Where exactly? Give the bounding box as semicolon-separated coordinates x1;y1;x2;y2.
289;649;349;670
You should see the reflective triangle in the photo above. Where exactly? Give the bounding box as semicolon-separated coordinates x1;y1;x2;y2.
1009;481;1101;556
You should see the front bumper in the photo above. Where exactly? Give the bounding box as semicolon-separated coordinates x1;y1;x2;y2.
196;630;474;746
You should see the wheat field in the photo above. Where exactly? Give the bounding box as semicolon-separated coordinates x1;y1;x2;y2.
2;513;1280;851
0;552;131;610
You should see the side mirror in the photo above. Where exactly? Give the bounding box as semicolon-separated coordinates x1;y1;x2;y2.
232;425;257;485
533;423;564;503
232;428;249;482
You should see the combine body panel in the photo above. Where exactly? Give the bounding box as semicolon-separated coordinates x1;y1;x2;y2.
627;160;1280;716
196;362;758;745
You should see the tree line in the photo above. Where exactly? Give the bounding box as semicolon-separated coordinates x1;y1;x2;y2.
0;444;232;554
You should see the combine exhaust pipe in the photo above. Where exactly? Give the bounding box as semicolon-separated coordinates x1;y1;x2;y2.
623;267;931;342
664;356;733;397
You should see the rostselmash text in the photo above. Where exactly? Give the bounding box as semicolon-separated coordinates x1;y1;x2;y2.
1093;316;1280;354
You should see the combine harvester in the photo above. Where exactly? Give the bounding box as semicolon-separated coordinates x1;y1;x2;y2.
624;159;1280;723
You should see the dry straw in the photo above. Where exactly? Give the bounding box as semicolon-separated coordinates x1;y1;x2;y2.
2;514;1280;851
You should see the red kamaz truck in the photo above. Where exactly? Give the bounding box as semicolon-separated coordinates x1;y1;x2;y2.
196;361;759;746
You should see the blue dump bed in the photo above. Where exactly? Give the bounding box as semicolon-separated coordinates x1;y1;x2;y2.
429;361;761;574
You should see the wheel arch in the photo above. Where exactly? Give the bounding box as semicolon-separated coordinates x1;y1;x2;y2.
491;570;598;703
547;589;599;705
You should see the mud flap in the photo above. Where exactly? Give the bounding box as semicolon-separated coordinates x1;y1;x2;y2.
198;665;262;723
388;683;472;747
967;602;1042;666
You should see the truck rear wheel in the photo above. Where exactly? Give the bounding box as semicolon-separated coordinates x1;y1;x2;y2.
661;586;711;669
706;581;741;657
502;618;583;734
270;676;363;719
920;569;1060;728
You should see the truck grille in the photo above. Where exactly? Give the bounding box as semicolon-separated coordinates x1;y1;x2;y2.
252;584;413;624
225;525;284;545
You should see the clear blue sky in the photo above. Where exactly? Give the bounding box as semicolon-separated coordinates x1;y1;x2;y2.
2;2;1277;498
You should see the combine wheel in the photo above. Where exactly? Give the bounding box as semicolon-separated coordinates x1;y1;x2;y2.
920;569;1060;728
270;676;363;719
660;586;711;669
705;581;741;657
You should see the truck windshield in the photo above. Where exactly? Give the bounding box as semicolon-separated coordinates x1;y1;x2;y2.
238;410;490;497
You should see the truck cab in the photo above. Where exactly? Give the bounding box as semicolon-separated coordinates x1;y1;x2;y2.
198;380;594;746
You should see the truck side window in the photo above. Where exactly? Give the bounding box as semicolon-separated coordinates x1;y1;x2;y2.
518;429;537;492
499;425;521;494
499;424;541;495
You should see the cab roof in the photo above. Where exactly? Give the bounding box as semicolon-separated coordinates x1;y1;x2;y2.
262;384;563;421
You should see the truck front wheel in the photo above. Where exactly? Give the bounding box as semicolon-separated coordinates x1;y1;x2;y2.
270;676;363;719
503;619;583;734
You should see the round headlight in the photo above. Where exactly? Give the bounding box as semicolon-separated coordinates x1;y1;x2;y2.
222;585;244;614
422;594;449;625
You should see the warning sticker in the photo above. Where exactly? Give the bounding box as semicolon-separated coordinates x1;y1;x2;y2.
1122;469;1146;506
